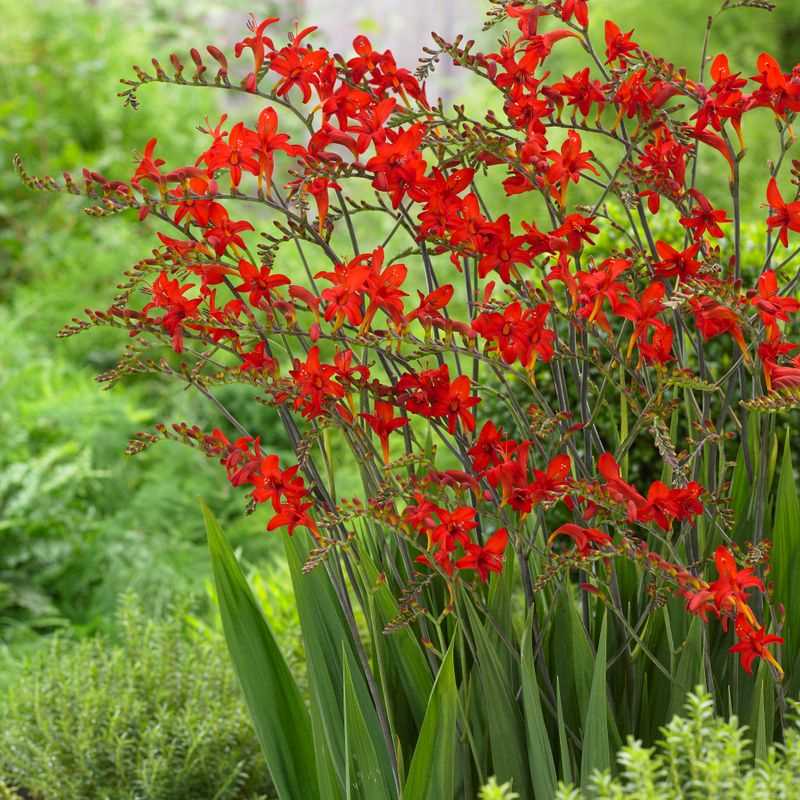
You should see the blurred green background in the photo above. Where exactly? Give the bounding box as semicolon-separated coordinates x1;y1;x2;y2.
2;0;800;700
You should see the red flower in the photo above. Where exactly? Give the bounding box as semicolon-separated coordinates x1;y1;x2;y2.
254;107;304;192
765;177;800;247
366;124;427;208
709;546;764;622
750;269;800;337
288;346;345;419
267;499;319;538
689;296;749;362
680;190;731;240
604;20;638;65
528;454;572;504
141;271;202;353
544;130;597;206
473;301;555;368
576;258;631;331
653;240;702;281
560;0;589;27
468;421;508;472
234;16;278;93
396;366;479;433
613;282;665;360
198;120;259;188
456;528;509;582
203;205;255;256
549;523;612;556
639;480;703;531
361;401;408;464
639;320;674;365
270;27;329;103
251;455;306;511
235;259;290;309
729;614;783;677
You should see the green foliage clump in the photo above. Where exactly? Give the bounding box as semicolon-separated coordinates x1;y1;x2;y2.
554;689;800;799
0;597;274;800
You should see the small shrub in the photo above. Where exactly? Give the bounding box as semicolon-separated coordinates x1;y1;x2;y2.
0;596;273;800
555;688;800;799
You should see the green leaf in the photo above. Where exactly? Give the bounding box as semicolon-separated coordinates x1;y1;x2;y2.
404;638;458;800
343;650;396;800
521;617;557;800
360;554;433;728
556;679;573;786
580;613;610;789
202;504;319;800
284;534;396;797
772;428;800;678
465;598;532;798
669;617;703;719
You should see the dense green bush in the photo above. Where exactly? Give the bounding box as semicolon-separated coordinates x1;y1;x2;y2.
0;597;273;800
552;689;800;799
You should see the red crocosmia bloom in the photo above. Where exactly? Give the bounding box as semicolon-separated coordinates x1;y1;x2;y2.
548;523;612;556
288;176;341;234
270;27;329;103
316;258;371;329
561;0;589;26
604;20;638;65
473;302;554;368
654;240;702;281
267;499;319;538
360;248;408;332
750;269;800;337
475;215;533;283
288;345;345;419
131;137;166;191
203;205;255;256
234;16;278;93
239;341;278;374
544;131;597;206
468;421;507;472
682;126;736;178
332;349;370;386
366;124;427;209
613;282;665;360
528;454;572;504
430;506;477;550
361;401;408;464
198;121;259;188
235;259;290;309
639;480;703;531
456;528;509;582
405;284;454;331
680;190;731;240
597;452;646;518
169;176;218;228
576;258;631;331
250;455;306;511
751;52;800;119
729;614;784;677
550;68;606;117
709;546;765;624
689;296;749;363
442;375;480;434
254;107;304;193
505;3;547;37
141;271;202;353
765;177;800;247
639;320;674;365
396;366;479;433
